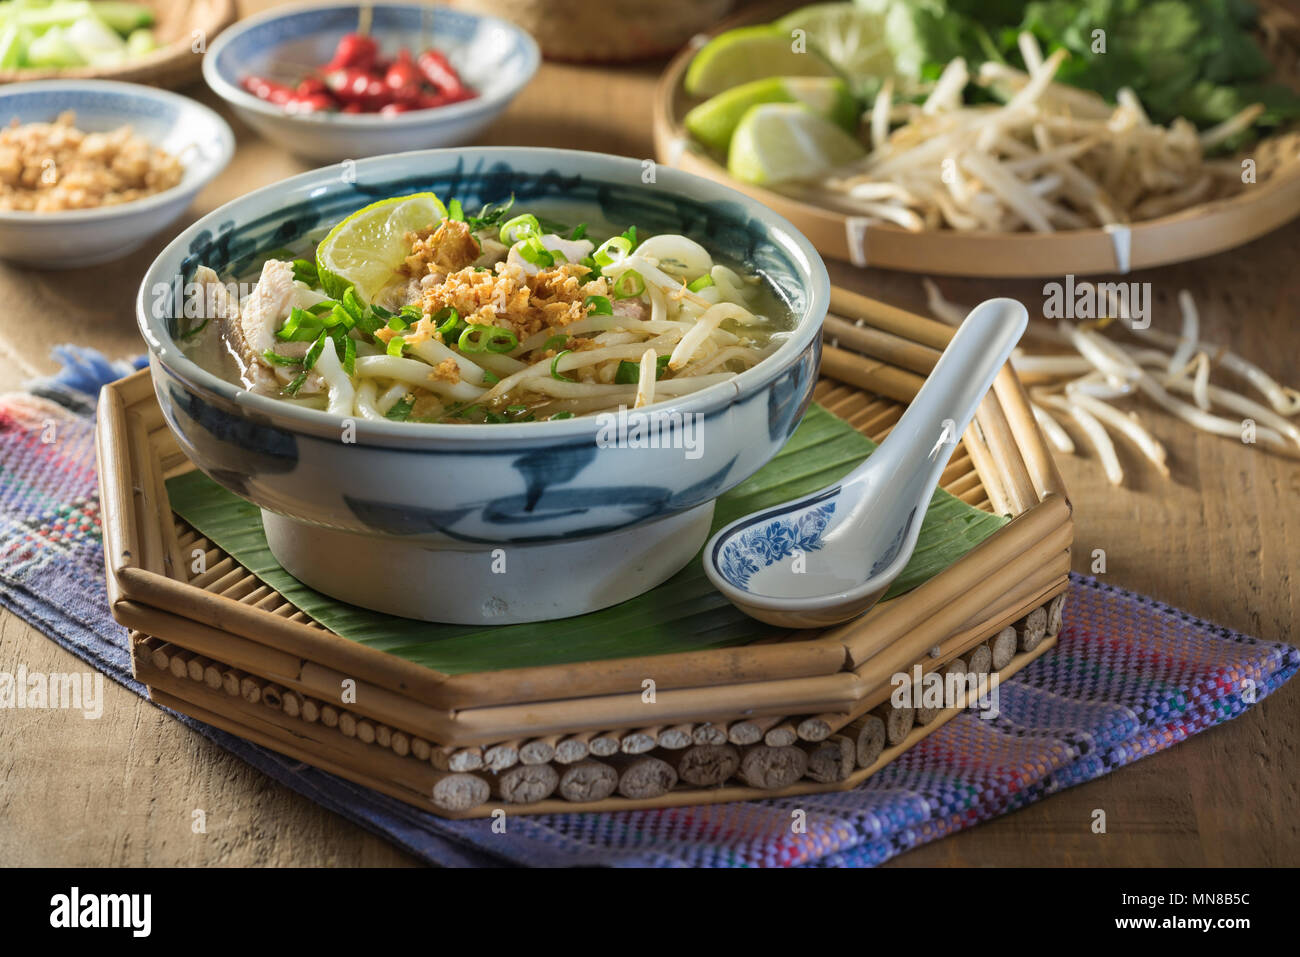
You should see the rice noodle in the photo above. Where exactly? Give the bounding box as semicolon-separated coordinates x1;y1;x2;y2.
313;336;355;418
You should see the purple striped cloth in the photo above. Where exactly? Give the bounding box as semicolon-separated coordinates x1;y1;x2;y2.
2;350;1295;867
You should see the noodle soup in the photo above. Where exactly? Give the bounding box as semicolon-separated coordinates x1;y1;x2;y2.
181;192;795;425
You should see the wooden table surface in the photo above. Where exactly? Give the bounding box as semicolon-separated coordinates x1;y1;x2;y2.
1;0;1296;867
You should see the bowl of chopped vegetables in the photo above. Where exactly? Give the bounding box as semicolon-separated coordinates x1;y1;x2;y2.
202;1;540;163
0;0;235;88
654;0;1300;276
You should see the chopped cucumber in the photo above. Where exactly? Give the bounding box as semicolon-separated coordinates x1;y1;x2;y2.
25;25;85;68
10;2;96;32
91;1;155;34
125;25;154;56
66;14;126;64
0;24;33;68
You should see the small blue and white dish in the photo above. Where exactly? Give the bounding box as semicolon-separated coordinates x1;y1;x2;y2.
0;80;234;268
137;147;828;624
203;2;540;163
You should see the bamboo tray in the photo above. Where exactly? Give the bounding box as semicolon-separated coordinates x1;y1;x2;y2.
97;288;1073;817
651;0;1300;277
0;0;235;89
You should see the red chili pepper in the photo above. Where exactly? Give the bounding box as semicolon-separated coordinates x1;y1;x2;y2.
416;49;466;96
323;33;378;73
342;103;363;114
284;93;335;114
380;102;416;115
297;77;329;97
242;75;295;106
326;68;394;111
385;49;422;92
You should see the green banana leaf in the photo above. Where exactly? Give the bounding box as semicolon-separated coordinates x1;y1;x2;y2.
165;404;1006;674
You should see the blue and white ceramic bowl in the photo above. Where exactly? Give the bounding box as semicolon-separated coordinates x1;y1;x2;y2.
137;148;828;624
203;2;540;163
0;80;233;268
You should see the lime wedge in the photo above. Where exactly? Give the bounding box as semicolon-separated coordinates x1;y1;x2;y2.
776;2;899;99
684;25;840;98
685;76;858;152
315;192;448;302
727;102;866;186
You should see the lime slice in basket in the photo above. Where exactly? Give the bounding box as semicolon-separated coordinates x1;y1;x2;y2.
685;76;859;152
315;192;448;302
684;25;840;98
776;2;901;99
728;102;867;186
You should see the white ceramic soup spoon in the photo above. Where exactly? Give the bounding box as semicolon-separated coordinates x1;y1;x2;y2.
703;297;1028;629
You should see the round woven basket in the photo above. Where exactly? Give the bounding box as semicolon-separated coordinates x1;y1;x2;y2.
451;0;734;62
0;0;236;89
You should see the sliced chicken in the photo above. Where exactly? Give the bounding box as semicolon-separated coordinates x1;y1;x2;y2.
196;260;325;395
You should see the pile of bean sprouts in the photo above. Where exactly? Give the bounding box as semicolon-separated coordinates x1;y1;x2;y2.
803;32;1263;233
925;282;1300;485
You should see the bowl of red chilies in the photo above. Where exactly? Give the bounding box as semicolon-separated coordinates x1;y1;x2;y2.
202;2;539;162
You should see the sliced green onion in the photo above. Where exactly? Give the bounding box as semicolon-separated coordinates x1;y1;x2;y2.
276;307;322;341
386;316;407;332
433;306;461;339
342;335;356;375
307;300;338;316
486;328;518;353
500;213;541;244
687;273;714;292
400;304;423;321
569;223;587;241
585;294;613;315
284;371;309;395
321;304;352;329
550;350;574;382
303;331;328;370
542;334;568;352
593;235;631;267
261;350;302;367
517;235;554;268
614;354;669;384
385;395;415;421
291;258;318;286
387;335;406;357
342;287;366;323
612;270;646;300
550;411;574;420
448;198;464;221
481;370;499;385
622;225;638;250
458;323;518;354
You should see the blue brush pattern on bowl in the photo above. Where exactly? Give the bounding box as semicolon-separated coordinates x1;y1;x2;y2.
203;2;539;163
